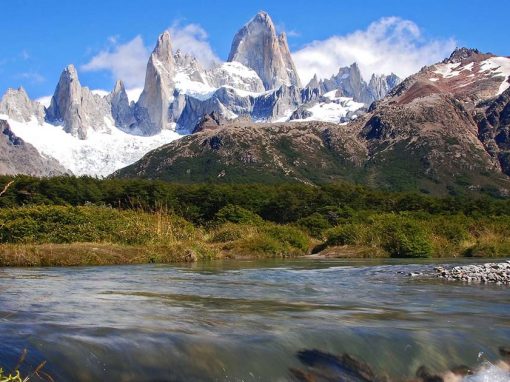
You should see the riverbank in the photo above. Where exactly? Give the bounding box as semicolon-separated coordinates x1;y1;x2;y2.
0;203;509;266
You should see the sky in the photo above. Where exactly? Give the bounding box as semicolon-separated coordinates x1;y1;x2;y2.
1;0;509;100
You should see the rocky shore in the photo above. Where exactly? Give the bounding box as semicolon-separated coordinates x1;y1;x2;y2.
432;261;510;285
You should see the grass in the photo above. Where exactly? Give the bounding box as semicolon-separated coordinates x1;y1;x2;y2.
0;205;508;266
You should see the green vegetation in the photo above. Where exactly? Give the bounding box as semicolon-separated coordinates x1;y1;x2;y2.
0;175;509;266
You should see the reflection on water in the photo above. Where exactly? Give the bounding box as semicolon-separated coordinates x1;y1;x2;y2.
0;258;509;381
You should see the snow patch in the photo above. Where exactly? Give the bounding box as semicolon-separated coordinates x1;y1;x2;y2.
6;116;183;176
293;98;365;123
174;72;217;101
480;57;510;95
433;63;462;78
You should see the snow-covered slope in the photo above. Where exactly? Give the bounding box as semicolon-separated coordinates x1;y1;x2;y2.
4;115;182;176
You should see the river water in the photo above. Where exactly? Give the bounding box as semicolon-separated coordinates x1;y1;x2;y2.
0;258;509;381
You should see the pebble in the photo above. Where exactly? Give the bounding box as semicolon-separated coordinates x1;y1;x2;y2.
431;262;510;285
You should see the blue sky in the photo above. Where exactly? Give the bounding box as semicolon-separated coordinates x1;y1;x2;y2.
2;0;509;99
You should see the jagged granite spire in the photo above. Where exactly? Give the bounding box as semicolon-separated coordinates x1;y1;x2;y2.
46;64;113;139
278;32;301;88
228;11;301;90
110;80;134;129
136;31;176;134
0;86;45;123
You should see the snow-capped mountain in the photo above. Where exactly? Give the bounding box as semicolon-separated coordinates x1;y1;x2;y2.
0;11;401;176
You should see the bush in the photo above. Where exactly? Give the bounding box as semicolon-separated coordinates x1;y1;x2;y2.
214;204;263;225
296;213;332;238
262;224;310;253
326;224;363;246
381;219;433;258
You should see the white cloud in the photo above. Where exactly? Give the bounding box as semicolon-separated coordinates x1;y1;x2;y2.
292;17;457;84
81;22;219;90
167;22;220;68
16;71;46;84
36;95;52;108
81;35;150;88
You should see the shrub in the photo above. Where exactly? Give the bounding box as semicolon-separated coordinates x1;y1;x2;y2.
296;213;332;238
325;224;363;246
381;219;433;258
214;204;263;225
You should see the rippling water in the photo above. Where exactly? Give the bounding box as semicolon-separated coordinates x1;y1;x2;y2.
0;258;509;381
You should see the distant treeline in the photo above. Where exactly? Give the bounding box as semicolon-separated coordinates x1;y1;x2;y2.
1;175;509;225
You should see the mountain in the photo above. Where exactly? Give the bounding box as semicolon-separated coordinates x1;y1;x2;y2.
114;48;510;197
0;11;403;176
135;31;176;135
0;119;67;176
228;11;301;90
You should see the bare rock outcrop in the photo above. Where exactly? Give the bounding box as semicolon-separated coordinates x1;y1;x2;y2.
136;31;176;135
228;11;301;90
46;64;112;139
0;87;45;123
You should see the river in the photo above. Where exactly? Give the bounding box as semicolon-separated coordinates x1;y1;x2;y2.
0;258;509;381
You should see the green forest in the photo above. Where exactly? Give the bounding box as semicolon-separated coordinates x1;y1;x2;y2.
0;175;509;266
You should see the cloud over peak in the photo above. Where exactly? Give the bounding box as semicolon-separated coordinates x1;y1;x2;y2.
292;17;457;84
81;22;220;89
81;35;149;89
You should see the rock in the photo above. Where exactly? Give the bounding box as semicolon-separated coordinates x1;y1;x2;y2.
192;112;226;133
110;80;135;130
228;11;301;90
46;64;113;139
429;262;510;284
294;349;381;382
136;31;176;135
0;87;45;123
183;249;197;263
415;366;444;382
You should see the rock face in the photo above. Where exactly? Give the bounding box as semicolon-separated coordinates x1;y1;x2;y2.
476;88;510;175
0;87;45;123
110;80;135;130
136;31;176;135
0;120;68;176
313;64;401;105
368;73;401;102
46;64;112;139
228;11;301;90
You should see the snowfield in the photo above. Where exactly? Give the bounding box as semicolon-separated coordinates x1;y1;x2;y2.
2;114;183;176
480;57;510;95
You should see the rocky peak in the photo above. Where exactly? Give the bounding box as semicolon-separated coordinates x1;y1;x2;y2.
445;47;483;64
110;80;134;129
368;73;402;101
228;11;301;90
153;31;174;65
0;86;45;123
136;31;177;135
306;74;320;89
277;32;302;89
46;65;112;139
